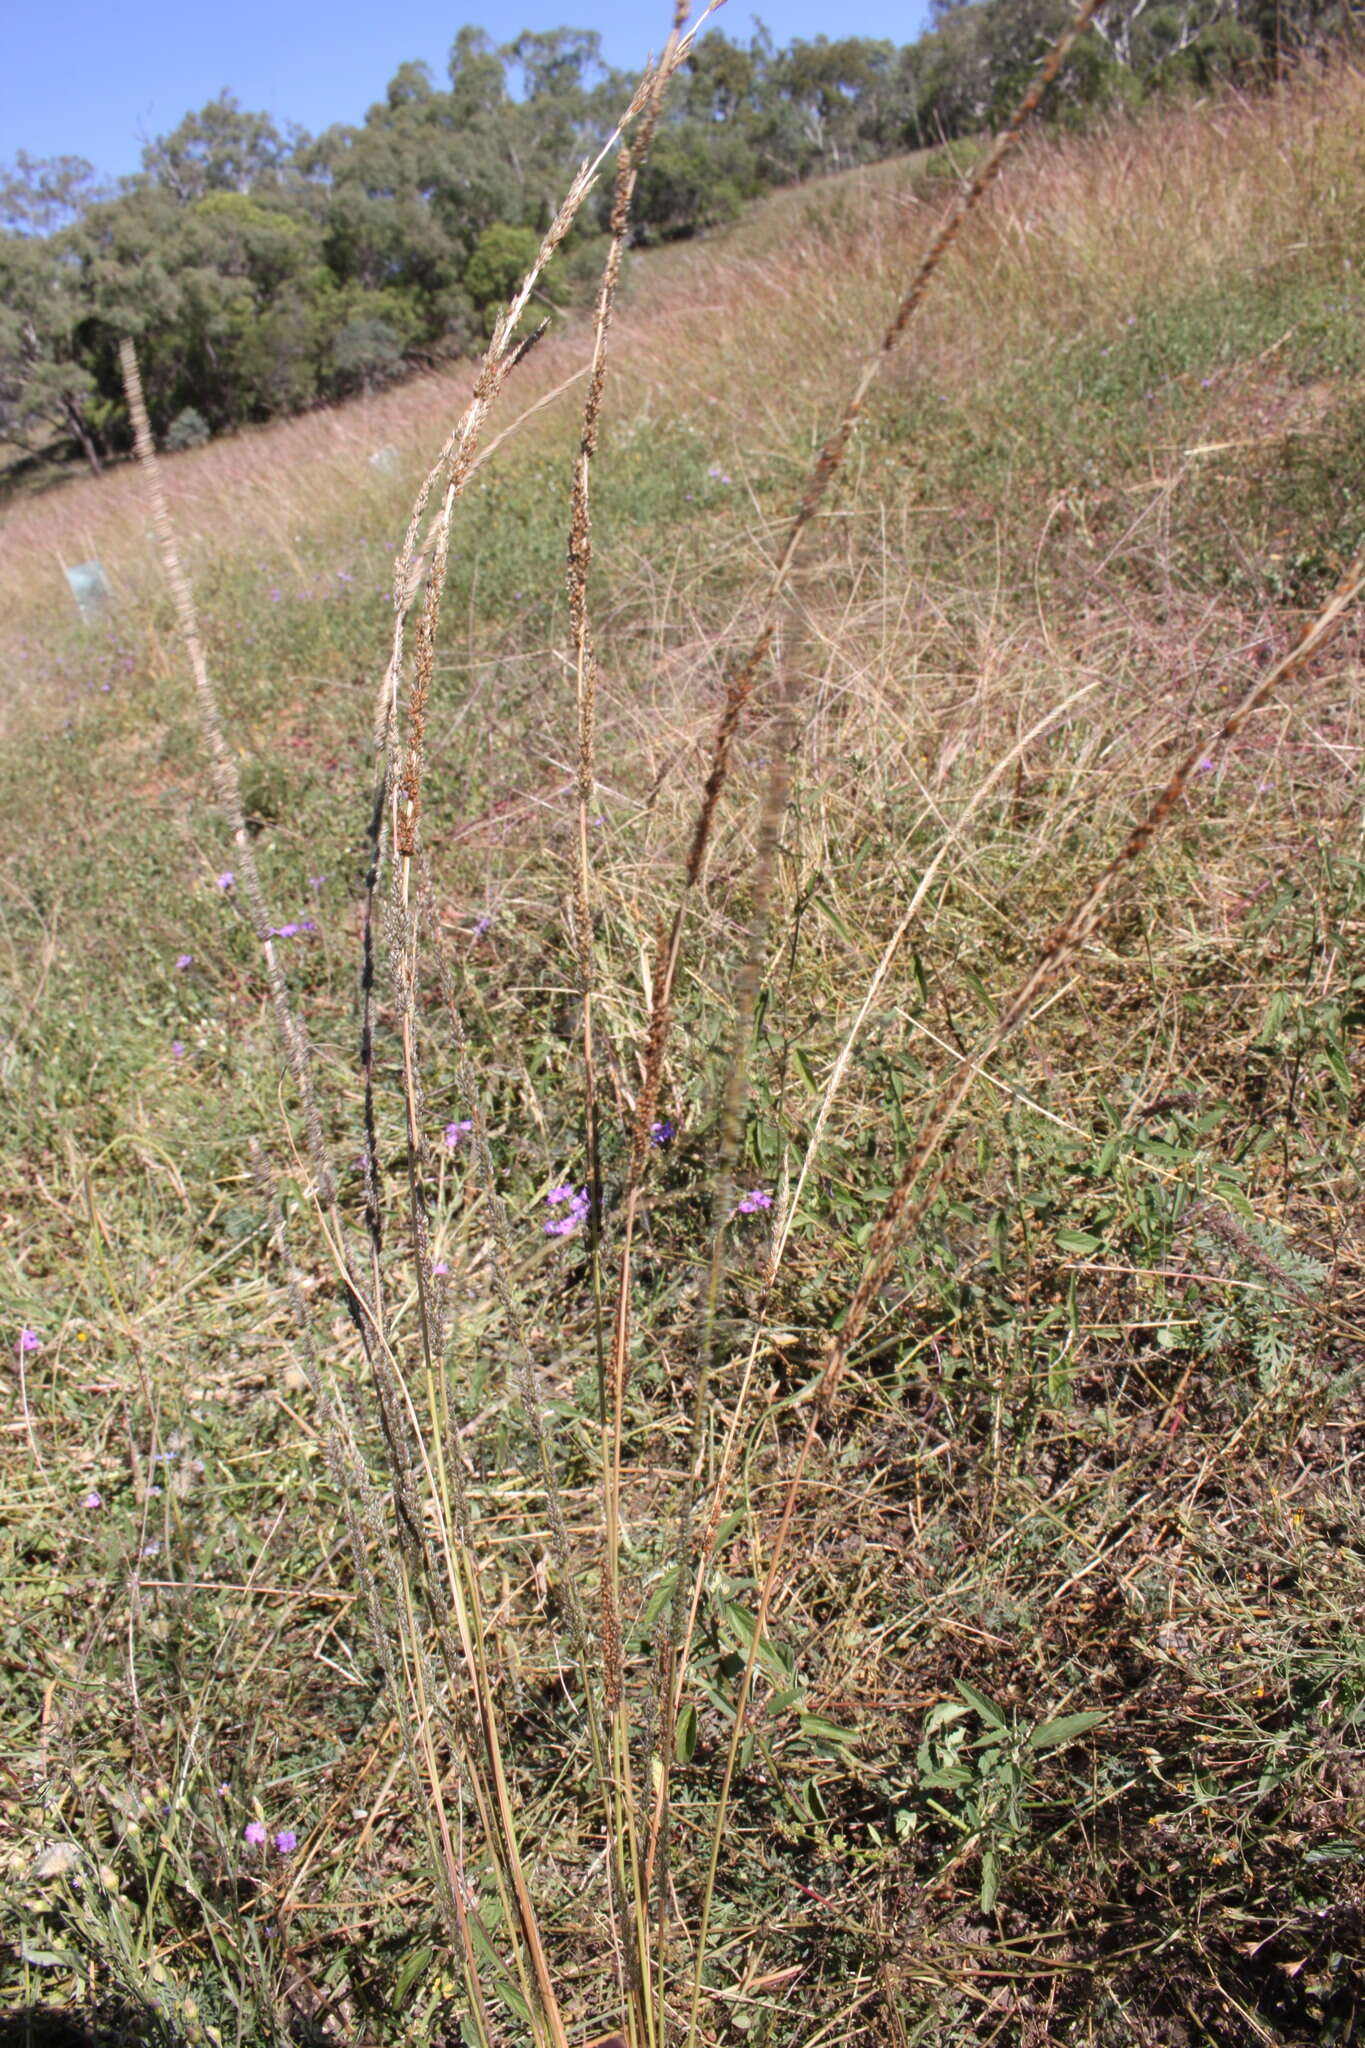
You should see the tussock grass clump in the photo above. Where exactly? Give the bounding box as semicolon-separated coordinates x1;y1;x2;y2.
3;26;1365;2048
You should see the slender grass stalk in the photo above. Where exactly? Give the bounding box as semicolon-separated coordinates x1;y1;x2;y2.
118;340;334;1217
556;17;693;2040
646;659;801;1984
331;23;721;2037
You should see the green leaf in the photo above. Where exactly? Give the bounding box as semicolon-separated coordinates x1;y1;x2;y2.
675;1702;698;1765
980;1847;1000;1912
962;965;997;1016
723;1600;792;1680
640;1569;679;1632
20;1945;73;1970
798;1712;857;1747
925;1700;971;1735
954;1679;1006;1729
394;1945;432;2003
812;893;855;944
1055;1229;1102;1255
792;1044;820;1094
1028;1710;1106;1750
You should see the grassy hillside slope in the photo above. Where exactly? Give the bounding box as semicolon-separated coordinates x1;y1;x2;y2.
3;60;1364;2048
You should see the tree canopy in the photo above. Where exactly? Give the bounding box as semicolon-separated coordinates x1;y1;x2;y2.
1;0;1354;475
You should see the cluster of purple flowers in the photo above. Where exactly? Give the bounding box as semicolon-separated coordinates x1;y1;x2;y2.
545;1185;590;1237
243;1821;297;1855
651;1118;677;1146
444;1119;473;1149
708;464;733;486
17;1328;40;1354
267;919;319;940
734;1189;773;1217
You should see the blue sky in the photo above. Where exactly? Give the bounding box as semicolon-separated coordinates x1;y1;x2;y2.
6;1;934;186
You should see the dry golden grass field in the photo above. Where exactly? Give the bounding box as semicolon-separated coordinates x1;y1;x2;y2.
3;44;1364;2048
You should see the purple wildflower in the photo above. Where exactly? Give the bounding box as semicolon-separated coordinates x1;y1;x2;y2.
444;1120;473;1149
83;1490;103;1509
274;1829;297;1855
217;872;234;891
308;875;327;892
473;914;493;937
269;589;282;602
18;1329;40;1353
432;1260;449;1277
171;1041;185;1060
545;1185;591;1237
244;1821;267;1846
651;1119;677;1146
734;1189;773;1217
176;954;193;970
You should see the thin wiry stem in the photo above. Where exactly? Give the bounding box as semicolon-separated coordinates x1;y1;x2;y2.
646;657;801;1981
119;340;334;1214
559;17;691;2040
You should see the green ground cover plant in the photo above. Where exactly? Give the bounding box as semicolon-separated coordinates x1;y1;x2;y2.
3;19;1364;2048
